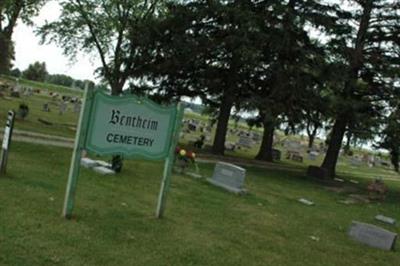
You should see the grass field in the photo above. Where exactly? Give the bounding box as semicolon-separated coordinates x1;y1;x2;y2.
0;142;400;265
1;75;83;96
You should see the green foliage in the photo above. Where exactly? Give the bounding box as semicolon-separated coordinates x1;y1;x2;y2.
37;0;162;94
22;61;48;82
46;74;74;87
0;0;47;73
378;109;400;172
319;0;400;175
9;67;21;77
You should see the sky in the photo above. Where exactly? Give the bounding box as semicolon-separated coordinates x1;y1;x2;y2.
13;1;98;81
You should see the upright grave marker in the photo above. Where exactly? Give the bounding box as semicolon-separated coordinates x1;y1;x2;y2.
63;88;183;219
348;221;397;250
0;111;15;175
207;162;247;194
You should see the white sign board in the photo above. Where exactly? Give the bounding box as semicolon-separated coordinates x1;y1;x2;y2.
85;91;177;160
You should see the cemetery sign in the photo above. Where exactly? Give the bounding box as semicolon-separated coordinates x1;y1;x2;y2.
63;88;183;219
85;91;176;160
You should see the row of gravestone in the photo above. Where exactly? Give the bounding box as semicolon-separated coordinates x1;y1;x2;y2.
42;101;81;114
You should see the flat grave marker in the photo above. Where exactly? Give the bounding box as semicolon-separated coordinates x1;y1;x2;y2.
375;215;396;225
298;198;314;206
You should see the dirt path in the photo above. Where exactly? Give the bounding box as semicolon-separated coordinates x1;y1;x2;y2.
0;129;74;148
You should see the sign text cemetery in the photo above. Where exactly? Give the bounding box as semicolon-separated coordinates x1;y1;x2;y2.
63;89;183;219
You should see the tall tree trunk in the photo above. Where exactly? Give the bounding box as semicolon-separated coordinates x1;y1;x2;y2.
111;80;124;95
344;131;352;154
390;150;399;173
320;115;348;178
306;123;318;149
255;117;275;161
320;1;373;178
0;34;11;74
308;134;315;149
212;91;233;155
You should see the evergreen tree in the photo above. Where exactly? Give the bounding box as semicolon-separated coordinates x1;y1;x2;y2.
320;0;400;177
140;0;262;155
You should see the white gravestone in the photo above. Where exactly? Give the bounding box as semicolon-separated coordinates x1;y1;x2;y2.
348;221;397;251
73;102;81;113
207;162;246;194
375;215;396;225
237;136;253;149
59;101;67;115
284;140;302;151
308;151;319;161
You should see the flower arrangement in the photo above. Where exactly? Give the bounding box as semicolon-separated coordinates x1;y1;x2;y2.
175;147;196;173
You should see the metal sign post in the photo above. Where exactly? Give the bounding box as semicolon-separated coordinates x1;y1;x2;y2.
0;111;16;175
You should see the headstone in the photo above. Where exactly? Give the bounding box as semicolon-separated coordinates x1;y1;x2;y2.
291;154;303;163
93;166;115;175
284;140;302;151
272;149;281;161
225;142;236;151
237;136;253;149
207;162;246;194
42;103;50;112
59;101;67;115
24;87;33;97
380;161;390;167
348;221;397;250
73;102;81;113
375;215;396;225
252;133;261;142
308;151;319;161
350;156;362;166
10;90;20;98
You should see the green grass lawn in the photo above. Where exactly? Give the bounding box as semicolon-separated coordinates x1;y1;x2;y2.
0;95;79;138
1;75;83;97
1;142;399;265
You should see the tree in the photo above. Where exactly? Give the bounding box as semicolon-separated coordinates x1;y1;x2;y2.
38;0;161;95
377;108;400;172
252;0;332;161
47;74;74;87
320;0;400;177
22;61;48;81
0;0;46;74
9;67;21;77
139;0;261;155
